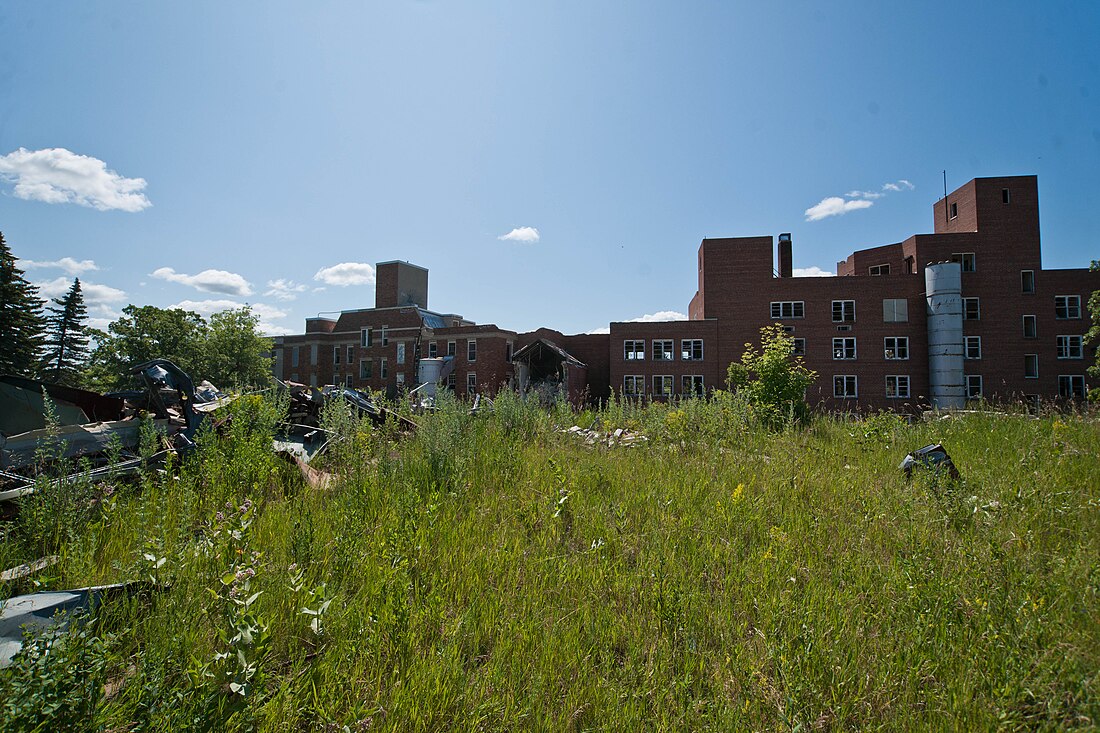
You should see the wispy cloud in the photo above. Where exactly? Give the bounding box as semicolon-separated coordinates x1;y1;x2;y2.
152;267;253;296
805;178;916;221
498;226;540;243
313;262;375;286
589;309;688;332
0;147;151;212
37;277;128;331
24;257;100;275
804;197;874;221
170;299;292;335
791;266;834;277
264;278;307;301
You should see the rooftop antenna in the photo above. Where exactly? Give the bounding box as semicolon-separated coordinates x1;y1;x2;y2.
943;170;948;224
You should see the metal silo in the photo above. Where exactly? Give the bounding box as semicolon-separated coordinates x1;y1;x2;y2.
925;262;965;409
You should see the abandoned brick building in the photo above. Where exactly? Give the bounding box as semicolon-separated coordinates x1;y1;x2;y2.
271;175;1097;410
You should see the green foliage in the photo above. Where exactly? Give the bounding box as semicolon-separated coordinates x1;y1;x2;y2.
84;304;273;391
0;620;114;733
38;277;90;385
727;323;818;427
0;231;46;377
5;400;1099;731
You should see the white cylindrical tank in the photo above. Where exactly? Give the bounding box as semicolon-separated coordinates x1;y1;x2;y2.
417;358;445;398
925;262;965;409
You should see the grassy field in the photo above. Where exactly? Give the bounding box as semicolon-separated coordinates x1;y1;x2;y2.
1;392;1098;731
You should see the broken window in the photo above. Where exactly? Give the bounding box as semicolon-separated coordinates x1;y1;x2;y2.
963;297;980;320
886;375;910;399
832;300;855;323
770;301;804;319
681;339;703;361
884;337;908;360
1057;335;1083;359
1058;375;1086;398
624;340;645;361
965;336;982;360
333;346;341;365
1055;295;1081;319
652;340;674;361
966;375;982;399
428;341;438;358
791;338;806;356
652;375;673;397
360;360;372;379
397;342;406;365
1023;315;1037;339
681;375;704;396
467;340;477;362
833;375;857;398
832;337;856;360
623;375;643;397
466;372;476;392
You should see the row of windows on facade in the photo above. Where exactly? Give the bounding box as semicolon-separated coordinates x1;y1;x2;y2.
828;373;1088;400
768;294;1083;323
289;370;483;393
622;374;706;397
623;339;704;361
289;336;493;369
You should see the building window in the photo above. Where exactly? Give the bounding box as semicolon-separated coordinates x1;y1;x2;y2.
345;375;353;388
623;375;644;397
963;297;980;320
380;358;388;379
1056;335;1083;359
1055;295;1081;319
966;375;983;399
1002;188;1011;204
291;346;300;368
833;375;857;398
951;252;976;272
347;345;354;364
360;360;373;379
949;202;958;219
361;328;372;348
770;301;805;319
467;340;477;362
832;300;855;323
624;340;645;360
447;340;456;356
1022;315;1037;339
883;298;908;323
791;338;806;356
653;375;673;397
311;344;318;366
682;375;705;396
396;372;405;386
380;327;388;346
466;372;476;393
904;256;915;274
428;341;438;358
884;336;909;360
886;375;910;399
832;337;856;360
681;339;704;361
965;336;982;360
1024;354;1038;379
1021;270;1035;293
447;373;456;389
506;342;513;363
652;339;674;361
397;342;406;365
1058;375;1086;398
333;346;341;365
869;264;890;276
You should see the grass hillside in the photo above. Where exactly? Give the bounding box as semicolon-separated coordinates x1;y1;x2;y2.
2;392;1098;731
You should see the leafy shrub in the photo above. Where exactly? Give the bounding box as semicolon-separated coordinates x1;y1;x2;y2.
727;324;817;428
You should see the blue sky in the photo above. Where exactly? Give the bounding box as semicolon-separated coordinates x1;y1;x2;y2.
1;2;1097;336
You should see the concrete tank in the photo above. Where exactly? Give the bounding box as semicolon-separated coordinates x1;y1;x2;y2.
417;358;445;398
925;262;965;409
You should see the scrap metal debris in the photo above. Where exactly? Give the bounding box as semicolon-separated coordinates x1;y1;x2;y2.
899;443;961;480
561;425;648;448
0;555;60;583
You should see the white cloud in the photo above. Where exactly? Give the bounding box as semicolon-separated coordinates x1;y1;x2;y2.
586;327;611;334
152;267;253;296
845;190;885;200
625;310;688;323
36;276;127;306
0;147;151;212
883;179;914;192
498;226;540;243
313;262;375;286
792;266;834;277
264;278;307;301
804;197;874;221
170;299;291;336
23;257;100;275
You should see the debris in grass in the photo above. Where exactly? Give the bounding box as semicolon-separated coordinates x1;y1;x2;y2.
899;443;961;480
0;555;60;583
561;425;647;448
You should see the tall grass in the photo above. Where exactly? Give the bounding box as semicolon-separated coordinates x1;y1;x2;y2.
1;393;1097;731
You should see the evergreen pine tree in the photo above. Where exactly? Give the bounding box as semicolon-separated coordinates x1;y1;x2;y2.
0;231;45;376
40;277;90;385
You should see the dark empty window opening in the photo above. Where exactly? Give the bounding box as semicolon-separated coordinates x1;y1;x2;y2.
1002;188;1011;204
1021;270;1035;293
949;202;958;219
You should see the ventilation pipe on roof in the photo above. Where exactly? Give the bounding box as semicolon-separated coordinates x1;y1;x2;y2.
778;233;793;278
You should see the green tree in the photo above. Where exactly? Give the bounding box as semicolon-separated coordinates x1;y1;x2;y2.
84;305;207;391
39;278;90;385
200;306;274;389
0;231;45;376
726;323;818;427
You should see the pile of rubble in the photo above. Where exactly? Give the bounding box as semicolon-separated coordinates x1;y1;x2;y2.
560;424;648;448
